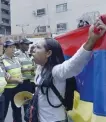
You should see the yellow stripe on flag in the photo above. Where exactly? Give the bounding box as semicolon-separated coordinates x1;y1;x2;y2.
91;113;106;122
68;91;93;122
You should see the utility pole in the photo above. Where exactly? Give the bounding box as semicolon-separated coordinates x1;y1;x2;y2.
16;24;29;37
33;25;40;35
45;0;52;37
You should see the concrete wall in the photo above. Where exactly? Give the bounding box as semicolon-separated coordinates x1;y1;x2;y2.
10;0;106;35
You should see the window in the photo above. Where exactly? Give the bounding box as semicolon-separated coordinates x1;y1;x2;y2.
37;26;46;32
2;18;9;24
56;3;67;13
57;23;67;32
37;8;46;16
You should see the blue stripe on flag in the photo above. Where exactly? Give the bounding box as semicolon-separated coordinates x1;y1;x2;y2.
93;50;106;116
64;50;106;116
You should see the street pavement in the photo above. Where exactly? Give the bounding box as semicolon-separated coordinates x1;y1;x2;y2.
5;104;25;122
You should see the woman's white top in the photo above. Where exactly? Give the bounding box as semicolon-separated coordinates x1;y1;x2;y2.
35;45;92;122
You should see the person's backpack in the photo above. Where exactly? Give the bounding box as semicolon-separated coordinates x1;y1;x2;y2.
47;76;76;111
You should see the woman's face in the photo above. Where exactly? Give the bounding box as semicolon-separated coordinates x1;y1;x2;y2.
6;45;16;56
32;39;52;66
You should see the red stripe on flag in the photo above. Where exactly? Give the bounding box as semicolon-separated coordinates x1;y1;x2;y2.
55;26;106;55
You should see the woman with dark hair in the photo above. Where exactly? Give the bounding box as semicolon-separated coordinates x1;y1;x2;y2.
30;20;106;122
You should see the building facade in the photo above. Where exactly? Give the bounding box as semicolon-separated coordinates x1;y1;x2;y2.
10;0;106;35
0;0;11;35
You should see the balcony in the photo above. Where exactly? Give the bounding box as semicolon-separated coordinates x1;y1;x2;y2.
1;22;10;27
2;13;10;20
1;18;10;26
1;3;10;10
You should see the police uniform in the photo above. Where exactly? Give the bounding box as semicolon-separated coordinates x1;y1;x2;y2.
1;40;23;122
16;50;35;103
0;64;7;122
15;39;35;113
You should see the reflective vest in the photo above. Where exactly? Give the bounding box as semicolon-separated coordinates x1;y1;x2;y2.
19;57;35;80
0;67;7;93
2;59;22;88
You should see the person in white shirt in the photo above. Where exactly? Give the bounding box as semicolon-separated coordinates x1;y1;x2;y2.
31;19;106;122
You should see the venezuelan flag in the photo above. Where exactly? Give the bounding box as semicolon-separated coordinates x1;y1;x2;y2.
55;26;106;122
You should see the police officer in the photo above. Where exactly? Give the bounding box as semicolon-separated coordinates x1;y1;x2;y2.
0;65;7;122
15;38;35;112
1;40;23;122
